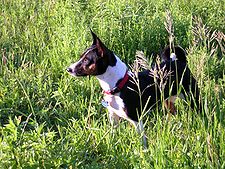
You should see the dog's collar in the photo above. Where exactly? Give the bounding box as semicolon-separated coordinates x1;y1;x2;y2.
103;70;129;95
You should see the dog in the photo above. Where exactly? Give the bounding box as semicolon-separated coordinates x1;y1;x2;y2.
67;30;201;148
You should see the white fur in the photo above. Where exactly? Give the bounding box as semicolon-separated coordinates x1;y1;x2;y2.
97;55;131;123
68;53;148;148
67;59;82;76
96;54;131;122
96;55;127;92
104;93;148;148
170;53;177;61
104;93;128;119
97;55;148;148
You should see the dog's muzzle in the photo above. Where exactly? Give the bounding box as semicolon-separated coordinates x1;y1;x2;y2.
66;67;77;76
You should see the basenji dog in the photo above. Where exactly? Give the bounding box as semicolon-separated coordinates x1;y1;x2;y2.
67;30;201;148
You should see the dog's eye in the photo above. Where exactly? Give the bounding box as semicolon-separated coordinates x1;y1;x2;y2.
83;58;89;64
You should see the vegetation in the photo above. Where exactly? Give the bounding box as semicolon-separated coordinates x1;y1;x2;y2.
0;0;224;168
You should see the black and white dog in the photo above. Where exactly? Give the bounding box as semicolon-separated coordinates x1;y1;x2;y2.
67;31;201;148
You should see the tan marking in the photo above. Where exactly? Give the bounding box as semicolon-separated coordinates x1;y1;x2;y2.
165;96;177;115
164;93;185;115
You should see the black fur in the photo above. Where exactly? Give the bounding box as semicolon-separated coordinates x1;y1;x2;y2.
68;31;201;123
120;49;200;122
90;30;117;67
162;45;187;62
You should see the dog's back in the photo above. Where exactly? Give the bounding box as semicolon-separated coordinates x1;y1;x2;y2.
120;46;201;121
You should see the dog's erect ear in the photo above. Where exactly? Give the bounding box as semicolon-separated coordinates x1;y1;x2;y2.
90;29;105;57
90;29;117;66
90;29;98;45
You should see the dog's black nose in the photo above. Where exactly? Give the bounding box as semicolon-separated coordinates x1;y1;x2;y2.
67;68;73;73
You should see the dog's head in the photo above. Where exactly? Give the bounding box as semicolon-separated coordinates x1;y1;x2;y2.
67;30;117;76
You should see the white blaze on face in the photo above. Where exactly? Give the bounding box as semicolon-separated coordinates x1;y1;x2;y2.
67;60;80;76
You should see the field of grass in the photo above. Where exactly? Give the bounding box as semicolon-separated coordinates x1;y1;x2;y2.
0;0;225;168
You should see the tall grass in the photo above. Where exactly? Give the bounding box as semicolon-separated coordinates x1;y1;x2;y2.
0;0;224;168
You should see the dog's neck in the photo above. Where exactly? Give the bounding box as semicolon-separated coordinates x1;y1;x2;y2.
96;55;127;92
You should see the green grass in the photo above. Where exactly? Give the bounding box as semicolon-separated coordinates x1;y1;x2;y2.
0;0;225;168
